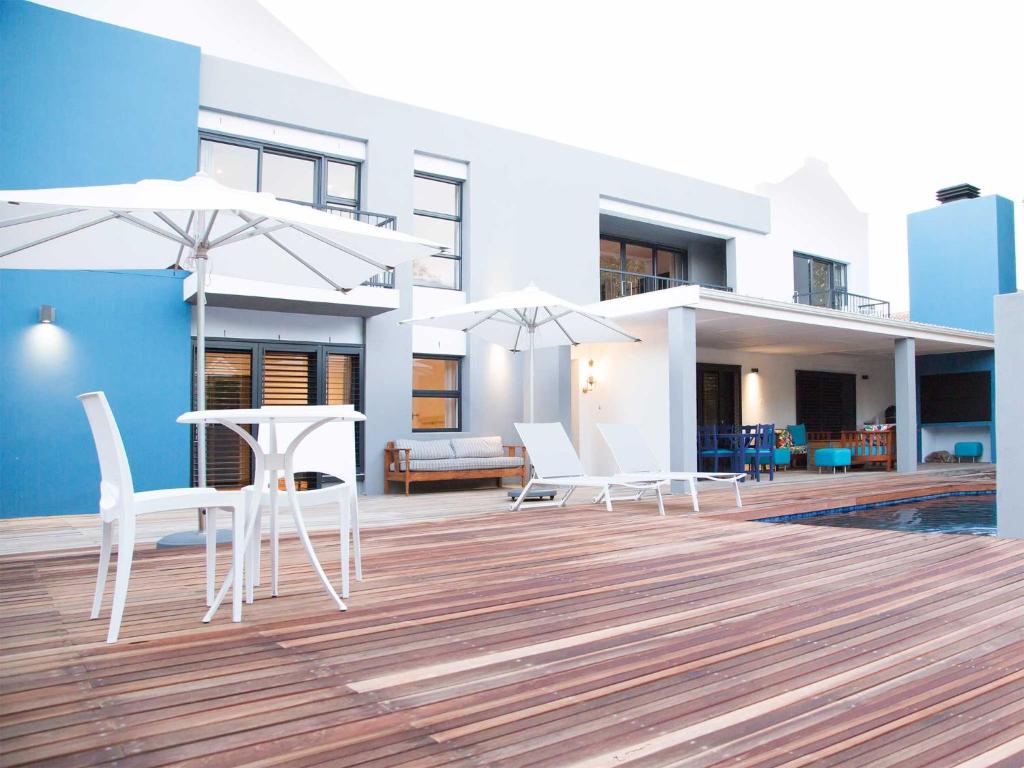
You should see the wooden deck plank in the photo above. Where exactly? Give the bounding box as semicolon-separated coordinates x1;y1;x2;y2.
0;472;1018;768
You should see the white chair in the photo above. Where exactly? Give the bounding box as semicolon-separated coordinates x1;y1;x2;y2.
248;414;361;599
78;392;247;643
597;422;744;512
511;422;667;514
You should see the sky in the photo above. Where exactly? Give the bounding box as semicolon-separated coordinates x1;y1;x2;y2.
259;0;1022;312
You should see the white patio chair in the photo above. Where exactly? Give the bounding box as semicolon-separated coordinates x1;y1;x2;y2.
597;422;744;512
511;422;667;514
78;391;247;643
248;414;361;599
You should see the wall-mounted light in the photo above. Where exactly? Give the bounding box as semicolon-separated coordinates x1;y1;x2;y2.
581;359;597;394
39;304;56;324
750;367;759;374
861;374;870;380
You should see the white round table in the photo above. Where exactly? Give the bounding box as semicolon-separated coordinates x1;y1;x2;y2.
177;406;366;624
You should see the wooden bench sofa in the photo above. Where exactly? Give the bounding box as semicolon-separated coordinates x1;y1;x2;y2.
384;435;528;494
808;428;895;471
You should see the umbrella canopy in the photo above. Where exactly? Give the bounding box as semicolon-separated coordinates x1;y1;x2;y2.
400;283;640;421
0;173;440;288
0;174;442;498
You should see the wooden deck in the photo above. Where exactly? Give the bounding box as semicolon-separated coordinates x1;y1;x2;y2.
2;472;1021;767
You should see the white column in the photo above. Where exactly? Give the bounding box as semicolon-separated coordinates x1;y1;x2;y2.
668;307;698;490
996;291;1024;538
894;338;917;473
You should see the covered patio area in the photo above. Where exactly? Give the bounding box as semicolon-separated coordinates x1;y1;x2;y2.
573;287;995;481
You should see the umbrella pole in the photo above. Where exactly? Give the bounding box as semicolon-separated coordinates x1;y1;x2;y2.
195;245;208;530
527;326;535;423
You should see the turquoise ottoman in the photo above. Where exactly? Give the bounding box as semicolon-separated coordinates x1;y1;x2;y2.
954;442;983;462
815;447;851;474
774;447;792;470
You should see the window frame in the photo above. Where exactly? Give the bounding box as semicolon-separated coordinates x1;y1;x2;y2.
411;353;463;433
793;252;848;301
191;337;366;477
412;171;463;291
198;131;361;211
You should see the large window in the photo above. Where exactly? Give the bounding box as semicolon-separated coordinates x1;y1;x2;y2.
600;235;686;299
412;355;462;431
193;341;364;488
793;252;847;308
413;173;462;289
199;134;360;213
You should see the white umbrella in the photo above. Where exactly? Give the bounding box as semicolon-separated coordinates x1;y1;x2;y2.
0;174;441;526
400;283;639;421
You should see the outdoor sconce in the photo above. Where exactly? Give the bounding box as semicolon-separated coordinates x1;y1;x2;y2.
39;304;56;324
750;367;759;374
582;359;597;393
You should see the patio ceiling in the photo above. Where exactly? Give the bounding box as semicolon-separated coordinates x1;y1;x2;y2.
694;306;994;356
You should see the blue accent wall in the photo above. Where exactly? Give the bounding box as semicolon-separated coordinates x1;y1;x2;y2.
0;1;200;187
0;4;202;517
907;195;1017;333
0;270;192;518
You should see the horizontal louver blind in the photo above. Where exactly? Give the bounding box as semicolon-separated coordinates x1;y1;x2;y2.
193;350;253;489
327;353;362;471
262;351;316;405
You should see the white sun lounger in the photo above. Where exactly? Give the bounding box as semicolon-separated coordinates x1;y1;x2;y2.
511;422;667;514
597;423;744;512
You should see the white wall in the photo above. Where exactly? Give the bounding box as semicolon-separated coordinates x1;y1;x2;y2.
750;158;871;300
573;313;670;476
996;291;1024;538
198;306;363;344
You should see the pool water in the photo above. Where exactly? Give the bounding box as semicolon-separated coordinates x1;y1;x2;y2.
766;494;996;536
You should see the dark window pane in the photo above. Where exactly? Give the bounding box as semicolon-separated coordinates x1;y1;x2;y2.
327;161;357;201
412;396;459;430
600;237;621;271
624;243;654;275
414;175;459;216
261;152;316;203
200;140;258;192
793;254;811;296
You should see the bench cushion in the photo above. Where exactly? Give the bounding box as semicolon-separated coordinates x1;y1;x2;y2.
391;456;524;472
451;435;503;458
394;438;454;461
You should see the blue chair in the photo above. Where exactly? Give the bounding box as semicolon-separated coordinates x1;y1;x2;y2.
815;447;851;473
741;423;776;481
954;442;983;463
698;425;735;472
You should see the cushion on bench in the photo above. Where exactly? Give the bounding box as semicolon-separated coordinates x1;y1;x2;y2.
390;456;524;472
451;435;503;458
394;438;454;461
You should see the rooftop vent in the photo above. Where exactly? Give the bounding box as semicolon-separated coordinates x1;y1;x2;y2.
936;184;980;204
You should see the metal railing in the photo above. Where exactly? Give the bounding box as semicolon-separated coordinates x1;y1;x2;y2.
323;206;397;288
793;289;891;318
600;269;732;301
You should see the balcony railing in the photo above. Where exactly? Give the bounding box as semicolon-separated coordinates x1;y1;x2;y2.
793;289;891;318
600;268;732;301
324;206;397;288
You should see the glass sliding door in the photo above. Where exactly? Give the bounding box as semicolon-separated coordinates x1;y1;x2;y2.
793;252;848;308
193;348;254;489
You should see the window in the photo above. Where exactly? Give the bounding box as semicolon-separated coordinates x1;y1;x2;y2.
412;355;462;431
795;370;856;434
193;341;364;487
198;134;360;212
413;173;462;289
793;253;847;308
599;235;687;299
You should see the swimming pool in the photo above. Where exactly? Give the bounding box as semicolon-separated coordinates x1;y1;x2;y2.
759;492;996;535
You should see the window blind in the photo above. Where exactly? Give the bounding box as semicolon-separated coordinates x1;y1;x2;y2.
193;349;253;489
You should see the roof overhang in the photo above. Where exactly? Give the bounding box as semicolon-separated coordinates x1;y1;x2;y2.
183;273;399;318
588;287;994;357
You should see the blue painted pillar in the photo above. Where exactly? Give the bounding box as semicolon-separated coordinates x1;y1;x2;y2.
895;338;917;473
668;307;697;488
